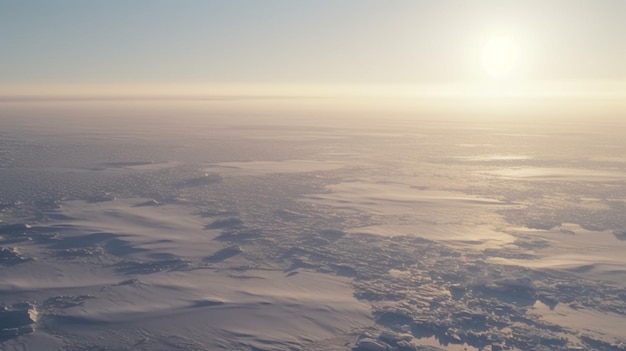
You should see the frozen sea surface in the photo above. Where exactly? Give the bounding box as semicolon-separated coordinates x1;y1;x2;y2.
1;101;626;350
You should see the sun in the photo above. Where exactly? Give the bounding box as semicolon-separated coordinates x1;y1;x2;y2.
482;36;519;79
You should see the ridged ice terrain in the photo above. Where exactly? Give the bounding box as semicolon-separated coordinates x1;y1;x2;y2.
1;101;626;351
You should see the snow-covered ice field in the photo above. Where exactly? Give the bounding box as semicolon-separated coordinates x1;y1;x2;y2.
1;100;626;350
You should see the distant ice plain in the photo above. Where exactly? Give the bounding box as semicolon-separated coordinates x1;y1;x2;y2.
1;100;625;350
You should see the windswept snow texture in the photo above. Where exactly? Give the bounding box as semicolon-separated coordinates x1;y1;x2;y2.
1;103;626;350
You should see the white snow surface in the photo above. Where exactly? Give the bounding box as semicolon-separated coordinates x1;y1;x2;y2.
1;101;626;350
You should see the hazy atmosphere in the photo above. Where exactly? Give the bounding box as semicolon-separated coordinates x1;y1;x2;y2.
1;1;626;351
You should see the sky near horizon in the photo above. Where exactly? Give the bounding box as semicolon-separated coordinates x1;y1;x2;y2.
1;0;625;99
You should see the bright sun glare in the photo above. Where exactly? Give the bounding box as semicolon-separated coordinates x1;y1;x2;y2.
482;36;519;79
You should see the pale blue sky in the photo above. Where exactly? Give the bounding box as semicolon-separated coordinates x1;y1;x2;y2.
1;1;625;90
